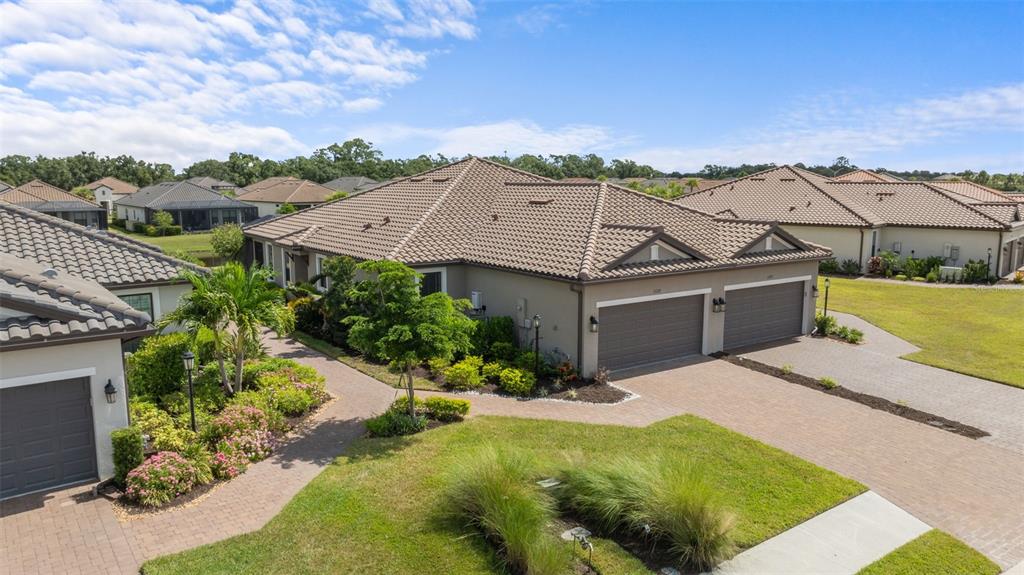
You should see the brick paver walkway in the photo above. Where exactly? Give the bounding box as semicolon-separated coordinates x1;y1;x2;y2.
3;334;1022;572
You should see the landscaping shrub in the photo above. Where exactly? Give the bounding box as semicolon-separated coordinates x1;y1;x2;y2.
424;397;471;421
554;361;580;385
180;443;214;485
1014;270;1024;284
274;386;320;416
902;257;927;278
202;404;273;445
489;341;517;362
127;333;192;399
443;356;485;390
911;276;926;282
152;425;198;453
471;316;517;358
365;410;427;437
448;449;569;575
160;383;226;419
817;258;839;275
878;251;900;276
820;377;839;389
833;326;864;344
211;443;250;479
218;429;274;462
839;258;861;275
388;396;426;415
814;313;837;336
925;267;940;283
111;427;144;487
228;390;286;432
961;259;991;283
253;367;329;417
866;256;883;275
291;296;325;338
558;458;649;534
499;367;536;396
482;361;504;381
427;357;450;377
893;274;908;281
125;451;198;507
144;224;159;237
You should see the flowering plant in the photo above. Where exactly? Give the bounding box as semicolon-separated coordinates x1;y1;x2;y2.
124;451;197;507
202;404;272;444
211;444;249;479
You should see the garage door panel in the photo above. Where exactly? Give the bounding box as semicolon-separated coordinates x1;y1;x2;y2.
724;282;805;349
1;378;97;499
598;295;704;371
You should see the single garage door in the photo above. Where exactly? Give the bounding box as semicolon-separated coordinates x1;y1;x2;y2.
724;281;804;350
1;378;97;499
598;295;703;371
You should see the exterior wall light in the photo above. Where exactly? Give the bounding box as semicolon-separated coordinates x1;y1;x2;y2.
712;297;727;313
589;316;599;333
104;379;118;404
720;298;726;313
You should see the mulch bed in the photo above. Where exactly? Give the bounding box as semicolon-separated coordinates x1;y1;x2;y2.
450;380;632;404
712;352;989;440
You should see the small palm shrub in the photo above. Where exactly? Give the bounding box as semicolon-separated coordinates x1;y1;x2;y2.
424;397;470;421
125;451;198;507
820;377;839;389
838;259;861;275
499;367;536;396
448;449;569;575
444;356;485;390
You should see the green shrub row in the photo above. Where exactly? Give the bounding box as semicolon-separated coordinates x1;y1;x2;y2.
814;313;863;344
366;396;471;437
441;354;540;397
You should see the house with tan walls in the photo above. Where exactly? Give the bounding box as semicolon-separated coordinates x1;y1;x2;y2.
243;157;831;377
237;177;338;217
676;166;1024;277
0;180;108;230
83;176;138;214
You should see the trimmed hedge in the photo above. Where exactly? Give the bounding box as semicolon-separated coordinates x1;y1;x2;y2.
111;427;144;487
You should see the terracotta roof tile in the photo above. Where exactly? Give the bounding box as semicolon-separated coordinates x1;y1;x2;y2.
831;169;905;183
0;179;103;212
85;177;138;195
238;178;337;204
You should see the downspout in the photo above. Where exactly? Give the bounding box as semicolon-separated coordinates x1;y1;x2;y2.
571;283;584;374
858;228;865;271
996;230;1004;277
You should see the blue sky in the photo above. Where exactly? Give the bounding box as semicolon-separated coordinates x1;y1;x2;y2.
1;1;1022;172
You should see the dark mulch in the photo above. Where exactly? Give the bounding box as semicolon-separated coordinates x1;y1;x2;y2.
457;380;631;404
712;352;989;440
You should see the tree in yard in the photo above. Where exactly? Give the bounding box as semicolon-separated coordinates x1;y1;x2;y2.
685;178;701;194
277;202;297;215
345;260;475;417
152;210;174;234
72;186;96;201
309;255;358;345
211;224;244;260
159;262;294;394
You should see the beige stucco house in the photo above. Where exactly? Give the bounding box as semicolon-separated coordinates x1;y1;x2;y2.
244;158;830;377
237;177;338;217
677;167;1024;277
1;253;153;498
84;177;139;214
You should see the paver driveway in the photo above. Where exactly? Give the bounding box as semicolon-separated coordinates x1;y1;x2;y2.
737;311;1024;455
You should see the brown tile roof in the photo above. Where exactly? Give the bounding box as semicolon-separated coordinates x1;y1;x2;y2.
0;179;103;212
831;169;905;183
238;178;337;204
678;166;1011;230
0;252;153;347
322;176;381;194
245;158;828;282
187;176;237;190
926;180;1019;204
85;176;138;195
0;202;203;288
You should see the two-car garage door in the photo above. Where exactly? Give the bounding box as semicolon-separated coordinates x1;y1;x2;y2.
723;281;805;350
597;295;704;372
1;378;97;499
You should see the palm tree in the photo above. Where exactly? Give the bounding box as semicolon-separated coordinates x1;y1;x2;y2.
685;178;701;194
159;263;294;394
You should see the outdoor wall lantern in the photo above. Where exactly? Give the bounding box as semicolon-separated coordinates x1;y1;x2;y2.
712;298;727;313
812;285;820;298
104;380;118;404
589;315;599;333
719;298;726;313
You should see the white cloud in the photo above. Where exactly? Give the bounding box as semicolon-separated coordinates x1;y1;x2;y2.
342;97;384;113
359;119;622;157
372;0;478;40
628;84;1024;172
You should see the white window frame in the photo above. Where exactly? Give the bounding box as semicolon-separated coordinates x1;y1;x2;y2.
650;244;660;260
265;243;274;272
315;254;328;291
417;267;447;294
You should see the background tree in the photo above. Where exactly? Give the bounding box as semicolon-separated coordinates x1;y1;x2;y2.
325;191;348;202
276;202;297;215
685;178;701;194
345;261;475;417
211;224;244;260
72;186;95;201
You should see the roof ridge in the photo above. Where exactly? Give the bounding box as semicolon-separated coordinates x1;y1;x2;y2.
918;183;1009;228
388;158;478;260
577;182;608;281
681;165;783;198
473;156;557;183
14;179;101;207
787;166;877;226
604;180;721;219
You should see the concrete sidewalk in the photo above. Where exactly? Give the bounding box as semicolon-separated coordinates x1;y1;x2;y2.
712;491;930;574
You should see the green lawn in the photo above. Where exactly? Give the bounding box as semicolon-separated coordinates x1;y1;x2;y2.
142;416;864;575
818;277;1024;388
857;530;1000;575
109;228;216;260
293;331;444;391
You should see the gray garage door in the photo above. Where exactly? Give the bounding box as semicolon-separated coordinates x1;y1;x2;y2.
598;295;704;371
724;281;804;350
1;378;97;499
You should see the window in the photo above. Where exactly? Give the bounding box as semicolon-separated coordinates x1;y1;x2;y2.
254;241;264;265
223;210;238;224
119;293;154;319
265;244;274;272
72;212;88;226
418;267;446;296
315;255;328;291
285;255;292;283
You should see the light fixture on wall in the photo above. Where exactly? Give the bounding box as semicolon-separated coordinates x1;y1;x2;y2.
712;298;727;313
589;316;599;333
104;380;117;404
719;298;727;313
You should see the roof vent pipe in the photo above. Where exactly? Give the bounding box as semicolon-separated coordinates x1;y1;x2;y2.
41;268;58;278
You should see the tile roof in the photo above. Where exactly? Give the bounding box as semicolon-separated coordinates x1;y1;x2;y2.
238;178;337;204
677;166;1012;230
0;179;104;212
926;180;1020;204
831;169;905;183
116;181;255;210
0;252;153;347
187;176;237;190
0;180;11;192
245;158;828;282
322;176;381;194
85;176;138;195
0;202;203;287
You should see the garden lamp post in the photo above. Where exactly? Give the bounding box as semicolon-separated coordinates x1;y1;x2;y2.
532;314;542;377
823;277;831;318
181;351;197;432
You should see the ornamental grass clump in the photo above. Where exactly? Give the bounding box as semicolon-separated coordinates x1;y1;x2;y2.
447;448;569;575
124;451;198;507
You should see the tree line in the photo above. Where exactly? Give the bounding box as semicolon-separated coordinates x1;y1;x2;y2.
1;144;1020;192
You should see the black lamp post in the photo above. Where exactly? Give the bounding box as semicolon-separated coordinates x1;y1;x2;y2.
182;351;197;432
532;314;542;377
823;277;831;318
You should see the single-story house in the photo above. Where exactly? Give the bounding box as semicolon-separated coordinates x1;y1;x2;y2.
0;252;153;499
244;158;830;377
322;176;382;196
0;180;108;229
0;202;202;323
237;177;338;217
187;176;238;195
0;180;12;192
84;177;139;213
115;181;258;231
676;166;1024;277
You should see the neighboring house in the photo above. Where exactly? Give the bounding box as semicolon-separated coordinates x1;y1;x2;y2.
0;202;202;323
84;177;139;213
0;180;11;192
237;177;338;217
115;181;258;231
0;252;152;498
187;176;238;195
244;158;829;377
0;180;108;229
831;169;905;183
322;176;381;195
676;166;1024;277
